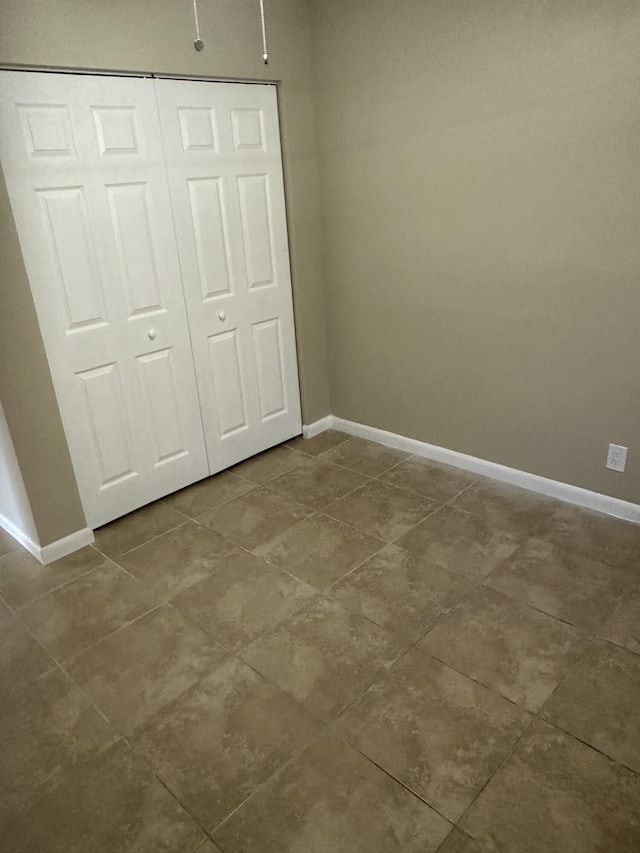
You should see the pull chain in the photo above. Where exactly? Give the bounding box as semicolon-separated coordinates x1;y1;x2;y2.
193;0;204;51
260;0;268;64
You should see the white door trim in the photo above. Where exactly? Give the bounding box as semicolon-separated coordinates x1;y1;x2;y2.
302;415;640;524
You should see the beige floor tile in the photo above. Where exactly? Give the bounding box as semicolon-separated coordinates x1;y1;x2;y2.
460;718;640;853
451;479;556;534
199;487;312;551
0;668;117;813
19;561;158;662
240;597;407;722
213;734;451;853
130;657;322;830
437;829;482;852
0;527;20;558
0;546;104;608
3;740;206;853
0;599;53;697
268;458;369;509
285;429;350;456
335;649;530;821
395;505;525;581
94;501;186;559
325;480;437;542
66;605;228;734
542;640;640;773
381;456;477;502
172;550;317;651
485;536;630;631
256;514;383;589
420;587;586;712
164;472;254;518
117;521;238;601
599;582;640;655
231;445;307;484
540;503;640;570
197;842;222;853
321;436;411;477
330;544;473;641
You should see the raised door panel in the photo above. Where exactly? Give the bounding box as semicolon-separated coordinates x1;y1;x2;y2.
0;71;208;528
155;78;302;473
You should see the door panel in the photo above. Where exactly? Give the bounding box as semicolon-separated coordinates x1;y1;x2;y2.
0;71;209;527
155;79;302;471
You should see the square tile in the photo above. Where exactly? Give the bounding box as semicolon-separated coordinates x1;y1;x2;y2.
130;657;322;830
438;830;482;853
0;546;104;608
213;734;451;853
0;599;52;697
330;544;473;641
19;561;158;661
172;549;317;651
325;481;437;542
485;536;630;631
335;649;530;821
164;472;254;518
3;740;205;853
231;445;307;484
240;597;407;722
542;640;640;773
66;605;228;734
0;668;117;812
268;458;369;509
199;487;312;551
461;718;640;853
541;503;640;570
255;514;383;589
94;501;186;559
451;479;556;534
381;455;477;502
420;586;586;712
321;436;411;477
395;505;525;581
117;521;238;601
599;582;640;655
285;429;350;456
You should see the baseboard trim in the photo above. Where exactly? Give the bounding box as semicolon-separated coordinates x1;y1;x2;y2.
0;513;42;561
302;416;333;439
304;416;640;524
0;514;95;565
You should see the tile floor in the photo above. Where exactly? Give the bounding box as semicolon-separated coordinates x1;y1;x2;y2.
1;430;640;852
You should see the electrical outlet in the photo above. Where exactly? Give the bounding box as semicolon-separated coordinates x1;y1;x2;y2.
606;444;628;473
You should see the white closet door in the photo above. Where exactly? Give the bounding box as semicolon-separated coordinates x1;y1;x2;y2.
0;71;208;528
155;79;302;472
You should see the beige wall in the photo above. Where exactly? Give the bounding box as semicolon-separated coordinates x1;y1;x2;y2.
309;0;640;502
0;170;86;545
0;0;330;545
0;399;38;543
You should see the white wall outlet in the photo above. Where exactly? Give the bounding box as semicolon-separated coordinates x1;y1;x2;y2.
606;444;628;473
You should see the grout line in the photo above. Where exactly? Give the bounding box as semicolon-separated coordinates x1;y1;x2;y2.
93;517;191;561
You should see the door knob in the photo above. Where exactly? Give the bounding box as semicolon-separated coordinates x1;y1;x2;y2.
218;312;226;322
148;329;157;340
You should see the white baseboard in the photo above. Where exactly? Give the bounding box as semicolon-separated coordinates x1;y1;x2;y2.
303;415;640;524
40;527;95;564
302;416;333;439
0;512;42;561
0;514;95;565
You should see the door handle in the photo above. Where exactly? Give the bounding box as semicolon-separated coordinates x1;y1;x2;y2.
218;312;226;322
148;329;157;340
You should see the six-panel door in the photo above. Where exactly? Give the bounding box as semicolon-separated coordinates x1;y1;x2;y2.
155;79;302;473
0;72;209;528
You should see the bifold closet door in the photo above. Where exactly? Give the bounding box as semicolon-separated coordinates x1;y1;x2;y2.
155;79;302;472
0;71;209;528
